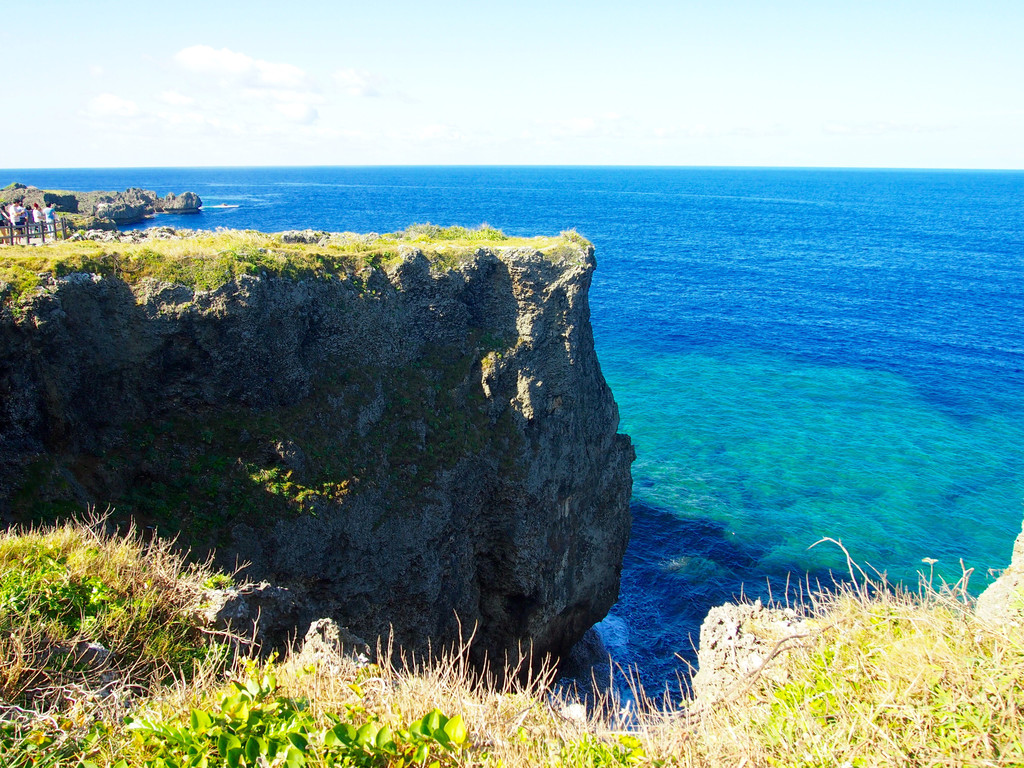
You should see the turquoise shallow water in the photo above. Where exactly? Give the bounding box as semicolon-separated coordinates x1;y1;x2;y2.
4;166;1023;691
609;347;1024;582
597;342;1024;691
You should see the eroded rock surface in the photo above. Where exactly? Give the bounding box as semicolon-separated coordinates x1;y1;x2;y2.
157;191;202;214
0;184;201;226
976;519;1024;625
691;600;808;705
0;239;633;669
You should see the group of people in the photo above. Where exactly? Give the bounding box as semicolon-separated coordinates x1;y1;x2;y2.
3;199;60;243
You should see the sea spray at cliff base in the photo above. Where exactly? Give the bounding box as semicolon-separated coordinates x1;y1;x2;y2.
3;166;1023;691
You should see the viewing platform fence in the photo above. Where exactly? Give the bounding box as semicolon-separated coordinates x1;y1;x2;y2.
1;218;71;246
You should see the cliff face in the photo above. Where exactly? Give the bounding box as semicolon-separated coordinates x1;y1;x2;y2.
0;240;633;666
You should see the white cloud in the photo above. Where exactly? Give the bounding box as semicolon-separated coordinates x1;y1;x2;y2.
541;115;627;139
171;45;323;126
274;102;319;124
415;124;462;141
87;93;139;118
156;109;210;127
649;122;788;140
161;90;194;106
334;68;385;97
242;88;325;106
822;121;946;136
545;117;597;138
174;45;310;90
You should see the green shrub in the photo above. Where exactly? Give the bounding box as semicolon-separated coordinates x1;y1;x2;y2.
0;520;229;708
123;672;468;768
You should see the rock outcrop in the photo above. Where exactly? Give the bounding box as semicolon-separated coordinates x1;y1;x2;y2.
156;191;202;214
0;184;201;227
691;601;809;705
976;519;1024;624
0;236;633;671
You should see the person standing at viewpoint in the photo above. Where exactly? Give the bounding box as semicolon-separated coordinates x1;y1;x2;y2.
7;200;27;243
43;201;57;234
31;203;44;235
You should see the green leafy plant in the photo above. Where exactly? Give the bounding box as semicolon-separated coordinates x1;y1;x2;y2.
559;734;650;767
126;673;469;768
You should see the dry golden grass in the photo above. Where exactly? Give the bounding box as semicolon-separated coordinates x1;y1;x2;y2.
686;573;1024;767
3;521;1023;766
0;515;227;712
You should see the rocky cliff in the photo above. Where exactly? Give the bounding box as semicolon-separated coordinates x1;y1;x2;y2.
0;230;633;669
1;183;201;228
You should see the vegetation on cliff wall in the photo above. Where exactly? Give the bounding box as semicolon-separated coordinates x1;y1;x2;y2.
2;226;528;540
2;520;1023;767
0;226;589;550
1;225;632;675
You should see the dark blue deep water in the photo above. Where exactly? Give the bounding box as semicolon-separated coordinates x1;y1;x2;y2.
5;166;1024;692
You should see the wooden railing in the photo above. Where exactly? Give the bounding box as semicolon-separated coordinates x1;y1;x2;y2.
0;218;70;246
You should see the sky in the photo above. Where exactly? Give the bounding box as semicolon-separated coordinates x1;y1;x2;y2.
2;0;1022;169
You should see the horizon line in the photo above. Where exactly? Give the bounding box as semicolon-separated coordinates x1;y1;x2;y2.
3;163;1023;173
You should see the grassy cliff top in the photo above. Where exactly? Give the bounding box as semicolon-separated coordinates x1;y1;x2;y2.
3;519;1023;766
0;224;592;302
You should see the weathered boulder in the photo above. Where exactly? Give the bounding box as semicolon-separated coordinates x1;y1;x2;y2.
200;582;302;649
94;201;149;224
0;185;45;211
157;191;202;213
280;229;328;244
0;237;633;671
691;600;808;705
976;519;1024;624
295;618;370;672
85;187;155;224
42;191;79;212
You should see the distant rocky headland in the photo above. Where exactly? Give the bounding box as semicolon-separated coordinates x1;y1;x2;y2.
1;182;201;231
0;226;634;670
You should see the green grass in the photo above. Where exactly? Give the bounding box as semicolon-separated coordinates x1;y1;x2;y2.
0;519;229;711
684;573;1024;767
0;226;591;304
2;520;1023;766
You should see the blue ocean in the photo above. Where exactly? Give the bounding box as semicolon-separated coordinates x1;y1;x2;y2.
5;166;1024;691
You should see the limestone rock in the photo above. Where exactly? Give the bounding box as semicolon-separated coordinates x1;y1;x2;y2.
158;191;202;213
71;640;112;668
976;519;1024;624
280;229;327;244
1;237;633;671
559;627;609;680
94;200;149;224
42;191;79;212
201;582;301;649
76;217;119;232
1;186;201;227
296;618;370;672
691;600;808;705
0;183;35;207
